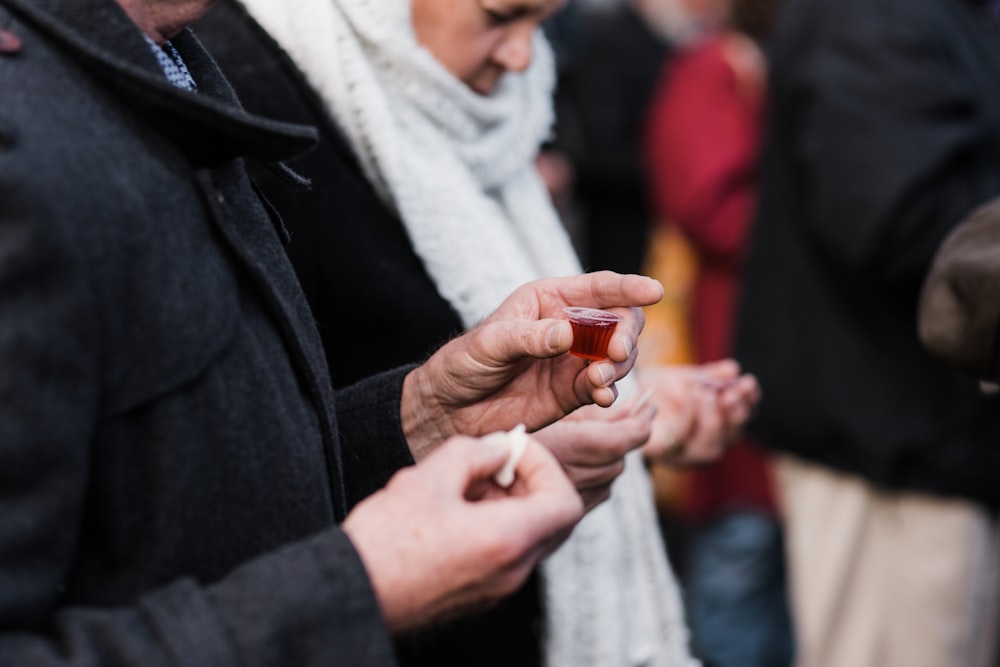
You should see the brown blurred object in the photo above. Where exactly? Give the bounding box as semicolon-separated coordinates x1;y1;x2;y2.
730;0;783;42
638;222;699;516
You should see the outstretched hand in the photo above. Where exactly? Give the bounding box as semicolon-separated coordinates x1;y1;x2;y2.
638;359;761;467
401;272;663;460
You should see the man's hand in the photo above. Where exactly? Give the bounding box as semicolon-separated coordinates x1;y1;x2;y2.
532;402;656;511
638;359;761;467
401;272;664;460
342;434;584;634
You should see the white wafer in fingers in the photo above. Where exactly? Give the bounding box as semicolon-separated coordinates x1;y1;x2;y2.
492;423;529;488
628;387;656;417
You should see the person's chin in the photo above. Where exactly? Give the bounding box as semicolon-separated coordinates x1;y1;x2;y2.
468;75;501;97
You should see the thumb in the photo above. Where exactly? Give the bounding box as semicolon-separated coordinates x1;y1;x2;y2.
426;433;513;494
470;319;573;367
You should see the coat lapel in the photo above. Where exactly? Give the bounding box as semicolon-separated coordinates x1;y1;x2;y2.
1;0;317;165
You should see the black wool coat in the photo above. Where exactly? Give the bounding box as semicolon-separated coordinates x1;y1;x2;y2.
0;0;412;663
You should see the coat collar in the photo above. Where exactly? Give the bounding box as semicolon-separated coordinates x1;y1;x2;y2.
1;0;317;165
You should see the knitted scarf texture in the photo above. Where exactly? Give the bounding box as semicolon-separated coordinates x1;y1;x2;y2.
236;1;697;664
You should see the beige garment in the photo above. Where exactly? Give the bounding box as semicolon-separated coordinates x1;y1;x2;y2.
775;454;1000;667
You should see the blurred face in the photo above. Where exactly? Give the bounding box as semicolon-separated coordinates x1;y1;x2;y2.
411;0;565;96
634;0;729;42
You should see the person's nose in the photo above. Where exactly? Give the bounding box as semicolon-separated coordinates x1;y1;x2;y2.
492;25;534;72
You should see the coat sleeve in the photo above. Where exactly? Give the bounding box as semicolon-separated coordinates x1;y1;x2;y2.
0;172;395;667
789;2;1000;293
334;366;418;510
0;532;395;667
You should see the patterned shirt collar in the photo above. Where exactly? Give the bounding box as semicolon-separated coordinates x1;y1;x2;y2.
144;35;198;91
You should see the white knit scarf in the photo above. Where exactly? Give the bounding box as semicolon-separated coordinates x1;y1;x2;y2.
236;1;697;665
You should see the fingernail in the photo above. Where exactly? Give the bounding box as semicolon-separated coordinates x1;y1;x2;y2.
546;322;568;352
598;363;615;386
621;336;632;360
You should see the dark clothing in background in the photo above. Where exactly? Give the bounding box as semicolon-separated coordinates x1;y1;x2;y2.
195;3;544;666
734;0;1000;509
552;5;670;275
0;0;412;663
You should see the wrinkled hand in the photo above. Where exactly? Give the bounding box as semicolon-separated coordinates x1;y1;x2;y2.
342;434;584;634
532;402;656;511
638;359;761;467
401;272;663;460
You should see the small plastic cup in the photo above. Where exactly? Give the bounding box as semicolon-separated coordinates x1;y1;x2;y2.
563;307;623;361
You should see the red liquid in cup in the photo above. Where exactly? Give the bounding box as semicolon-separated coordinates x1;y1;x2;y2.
563;307;622;360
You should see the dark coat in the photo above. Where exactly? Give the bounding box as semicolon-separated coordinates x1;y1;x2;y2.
552;5;671;275
0;0;411;663
734;0;1000;508
193;3;544;666
191;3;464;391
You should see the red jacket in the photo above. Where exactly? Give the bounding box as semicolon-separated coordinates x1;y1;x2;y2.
645;34;777;523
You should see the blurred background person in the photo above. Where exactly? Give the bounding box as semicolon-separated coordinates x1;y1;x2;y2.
194;0;760;666
542;0;727;275
543;6;788;666
539;0;733;575
734;0;1000;665
642;0;792;666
